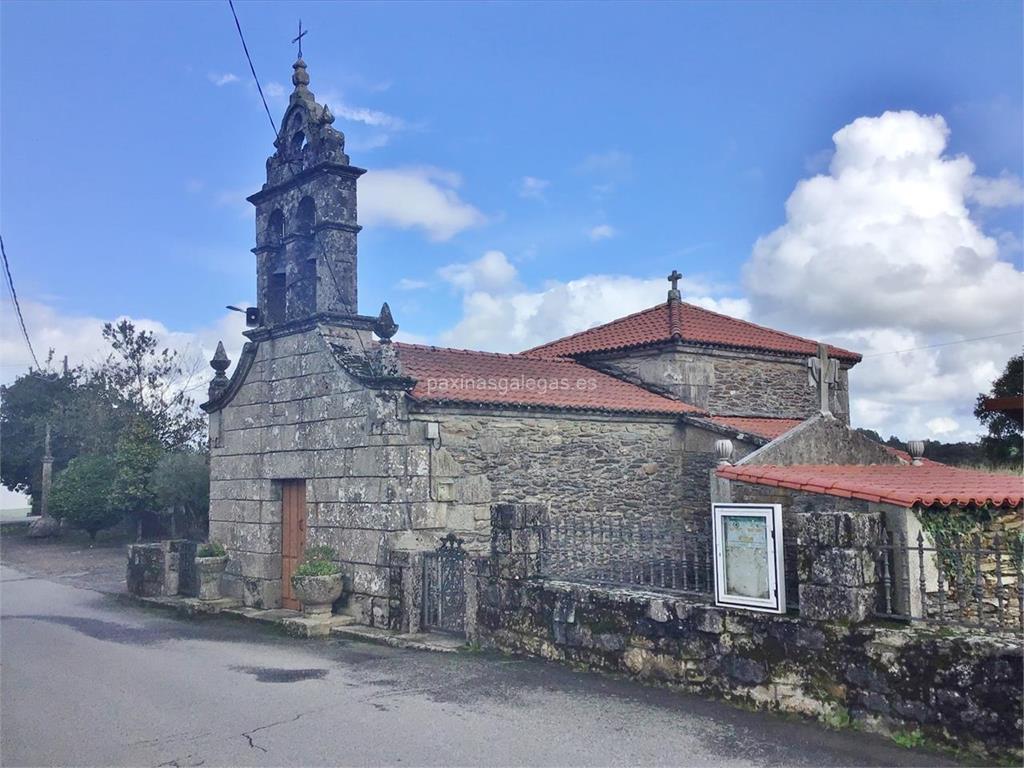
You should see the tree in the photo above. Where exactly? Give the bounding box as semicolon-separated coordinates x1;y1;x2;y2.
109;418;163;541
93;319;207;450
151;451;210;538
0;355;127;512
974;354;1023;465
49;454;119;541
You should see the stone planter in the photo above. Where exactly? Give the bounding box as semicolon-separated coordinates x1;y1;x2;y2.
291;572;344;617
195;555;228;601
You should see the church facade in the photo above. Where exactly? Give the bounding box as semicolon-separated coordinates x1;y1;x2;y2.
203;57;862;628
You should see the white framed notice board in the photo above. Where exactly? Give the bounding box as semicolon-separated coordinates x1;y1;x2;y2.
711;503;786;614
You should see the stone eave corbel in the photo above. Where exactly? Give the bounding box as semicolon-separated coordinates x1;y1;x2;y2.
200;342;259;413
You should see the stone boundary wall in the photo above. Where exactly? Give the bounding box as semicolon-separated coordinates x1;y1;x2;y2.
475;504;1023;762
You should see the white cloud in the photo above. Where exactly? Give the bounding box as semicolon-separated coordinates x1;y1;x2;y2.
208;72;239;87
967;173;1024;208
744;110;1024;442
588;224;618;241
519;176;550;201
439;251;519;295
332;104;405;131
265;81;287;99
436;258;746;353
395;278;429;291
926;416;960;436
360;167;486;241
0;297;248;393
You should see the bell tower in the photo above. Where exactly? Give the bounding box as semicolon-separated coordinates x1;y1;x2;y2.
247;56;365;327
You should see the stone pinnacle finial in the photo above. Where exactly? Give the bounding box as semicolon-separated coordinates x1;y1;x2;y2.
292;57;310;90
373;303;399;343
209;341;232;401
667;269;682;301
211;341;231;374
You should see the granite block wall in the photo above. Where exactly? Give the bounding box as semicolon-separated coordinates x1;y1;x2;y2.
475;504;1023;762
587;345;851;421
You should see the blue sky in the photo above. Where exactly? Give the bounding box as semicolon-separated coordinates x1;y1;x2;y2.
1;0;1022;450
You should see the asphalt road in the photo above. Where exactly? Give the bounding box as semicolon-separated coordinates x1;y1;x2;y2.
0;564;962;768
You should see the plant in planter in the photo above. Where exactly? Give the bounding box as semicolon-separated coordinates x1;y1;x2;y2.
291;546;343;617
194;541;228;601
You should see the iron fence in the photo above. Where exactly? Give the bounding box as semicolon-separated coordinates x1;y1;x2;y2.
872;528;1023;632
541;517;714;597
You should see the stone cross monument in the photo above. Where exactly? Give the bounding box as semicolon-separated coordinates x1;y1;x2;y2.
40;424;53;517
27;424;60;538
807;342;838;416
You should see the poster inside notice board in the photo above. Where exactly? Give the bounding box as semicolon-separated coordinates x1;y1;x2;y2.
711;503;785;613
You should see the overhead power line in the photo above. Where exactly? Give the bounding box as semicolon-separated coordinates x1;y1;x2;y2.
0;234;40;370
227;0;279;138
860;331;1024;360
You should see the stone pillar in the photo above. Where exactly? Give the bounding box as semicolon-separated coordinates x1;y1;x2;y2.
797;511;882;622
474;503;549;642
39;424;53;518
489;503;548;580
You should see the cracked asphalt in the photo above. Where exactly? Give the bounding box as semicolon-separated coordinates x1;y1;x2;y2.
0;561;965;767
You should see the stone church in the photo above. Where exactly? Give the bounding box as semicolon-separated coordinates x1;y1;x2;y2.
203;56;862;627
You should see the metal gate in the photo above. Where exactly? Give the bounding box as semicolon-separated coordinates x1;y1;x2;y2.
422;534;467;635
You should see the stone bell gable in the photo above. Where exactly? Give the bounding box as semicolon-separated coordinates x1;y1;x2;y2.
248;57;365;325
524;293;860;422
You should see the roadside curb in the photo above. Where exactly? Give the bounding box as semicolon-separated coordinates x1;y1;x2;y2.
124;592;466;651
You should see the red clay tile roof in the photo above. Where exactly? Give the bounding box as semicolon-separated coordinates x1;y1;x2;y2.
524;300;861;362
394;343;704;416
707;416;806;441
716;463;1023;508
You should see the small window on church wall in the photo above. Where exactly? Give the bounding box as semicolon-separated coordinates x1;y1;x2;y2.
712;503;785;614
296;196;316;235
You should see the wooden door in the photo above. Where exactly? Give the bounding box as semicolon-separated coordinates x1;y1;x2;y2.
280;480;307;610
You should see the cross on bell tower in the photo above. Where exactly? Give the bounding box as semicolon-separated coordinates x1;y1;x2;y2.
292;20;307;58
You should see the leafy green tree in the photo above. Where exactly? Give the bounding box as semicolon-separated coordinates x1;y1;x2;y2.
151;451;210;538
0;354;127;512
49;454;119;541
110;418;163;541
92;319;206;450
974;354;1023;465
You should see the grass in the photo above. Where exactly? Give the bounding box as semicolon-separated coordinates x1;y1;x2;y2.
890;729;925;749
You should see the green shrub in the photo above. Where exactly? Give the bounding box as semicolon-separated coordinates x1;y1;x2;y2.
49;454;119;541
196;541;226;558
891;729;925;749
294;545;341;577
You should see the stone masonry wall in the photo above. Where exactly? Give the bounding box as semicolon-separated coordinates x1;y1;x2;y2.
422;411;744;535
209;325;443;624
475;505;1023;762
587;346;851;421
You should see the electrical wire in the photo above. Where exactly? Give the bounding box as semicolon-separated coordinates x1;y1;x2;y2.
0;234;40;370
227;0;278;138
859;331;1023;360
